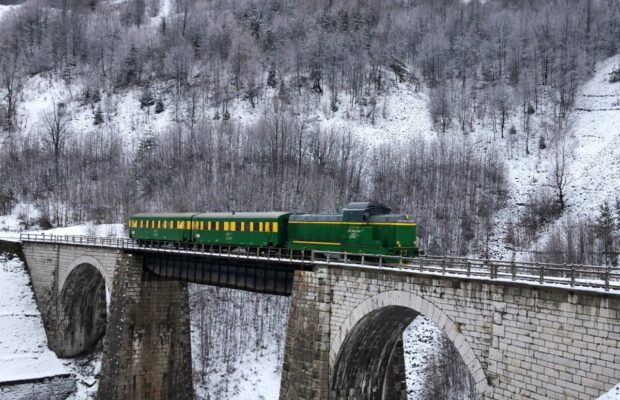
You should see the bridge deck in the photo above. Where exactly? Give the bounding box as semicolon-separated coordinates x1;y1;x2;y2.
18;234;620;295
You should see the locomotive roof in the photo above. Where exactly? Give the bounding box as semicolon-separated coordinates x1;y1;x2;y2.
289;213;415;222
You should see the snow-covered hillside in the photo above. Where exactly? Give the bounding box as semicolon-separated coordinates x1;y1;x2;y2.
565;55;620;218
0;254;68;383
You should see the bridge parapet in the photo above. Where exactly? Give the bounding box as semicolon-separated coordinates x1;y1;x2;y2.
19;234;620;294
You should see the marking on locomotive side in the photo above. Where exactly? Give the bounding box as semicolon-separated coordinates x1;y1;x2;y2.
289;221;417;226
291;240;341;246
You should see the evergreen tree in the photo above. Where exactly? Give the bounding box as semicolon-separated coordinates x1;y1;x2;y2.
596;202;617;266
155;99;164;114
140;87;155;110
92;89;101;103
121;45;139;87
93;106;104;125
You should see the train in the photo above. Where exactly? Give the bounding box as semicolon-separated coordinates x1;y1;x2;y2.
128;202;419;257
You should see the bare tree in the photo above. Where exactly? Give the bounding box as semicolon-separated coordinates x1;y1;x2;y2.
552;144;569;211
42;102;70;183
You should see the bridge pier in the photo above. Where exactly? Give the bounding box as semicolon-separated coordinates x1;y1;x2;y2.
97;253;193;400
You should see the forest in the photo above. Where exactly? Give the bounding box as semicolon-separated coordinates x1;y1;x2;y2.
1;0;619;257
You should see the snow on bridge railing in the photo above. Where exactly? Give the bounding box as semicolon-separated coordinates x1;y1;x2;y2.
18;234;620;292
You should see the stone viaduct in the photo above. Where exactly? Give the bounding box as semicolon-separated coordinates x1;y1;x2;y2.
14;236;620;399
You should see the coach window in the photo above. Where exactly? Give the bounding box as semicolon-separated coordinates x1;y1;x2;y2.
265;222;271;233
215;221;220;231
230;222;236;231
240;222;245;231
273;222;279;233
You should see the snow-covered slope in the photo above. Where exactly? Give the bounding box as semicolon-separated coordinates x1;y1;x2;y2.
566;55;620;217
0;254;68;383
0;4;19;21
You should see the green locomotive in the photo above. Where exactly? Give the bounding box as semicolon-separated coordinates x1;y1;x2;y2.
128;202;419;257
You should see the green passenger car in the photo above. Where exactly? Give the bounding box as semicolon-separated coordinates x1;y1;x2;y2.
127;202;419;258
129;213;198;242
192;212;291;247
286;202;418;257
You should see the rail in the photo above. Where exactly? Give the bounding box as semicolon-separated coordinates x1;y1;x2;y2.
19;234;620;292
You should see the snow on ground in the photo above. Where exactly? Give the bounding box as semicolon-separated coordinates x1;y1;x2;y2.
316;83;435;149
485;54;620;260
0;254;69;383
65;351;102;400
565;55;620;218
600;383;620;400
525;55;620;253
0;203;127;240
25;222;127;238
404;316;444;398
0;4;19;21
193;341;283;400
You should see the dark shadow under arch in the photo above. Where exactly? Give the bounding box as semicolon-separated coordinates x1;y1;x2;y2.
331;306;418;400
58;263;107;357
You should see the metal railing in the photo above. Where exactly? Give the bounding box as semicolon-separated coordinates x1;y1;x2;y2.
19;234;620;292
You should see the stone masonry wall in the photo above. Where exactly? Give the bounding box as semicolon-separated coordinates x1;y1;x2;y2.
281;265;620;399
280;269;331;399
98;253;193;400
21;243;119;354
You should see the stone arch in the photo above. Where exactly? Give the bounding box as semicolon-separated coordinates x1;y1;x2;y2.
60;255;112;295
330;290;488;398
57;262;108;357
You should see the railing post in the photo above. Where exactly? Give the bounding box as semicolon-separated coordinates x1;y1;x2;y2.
511;261;516;281
361;254;365;266
605;267;610;291
419;256;424;272
379;255;383;267
344;251;348;264
311;250;315;262
539;265;544;284
570;264;576;287
466;261;471;277
442;257;446;275
399;255;403;267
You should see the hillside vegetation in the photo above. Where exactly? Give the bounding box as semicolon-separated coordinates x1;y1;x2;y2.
1;0;619;254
